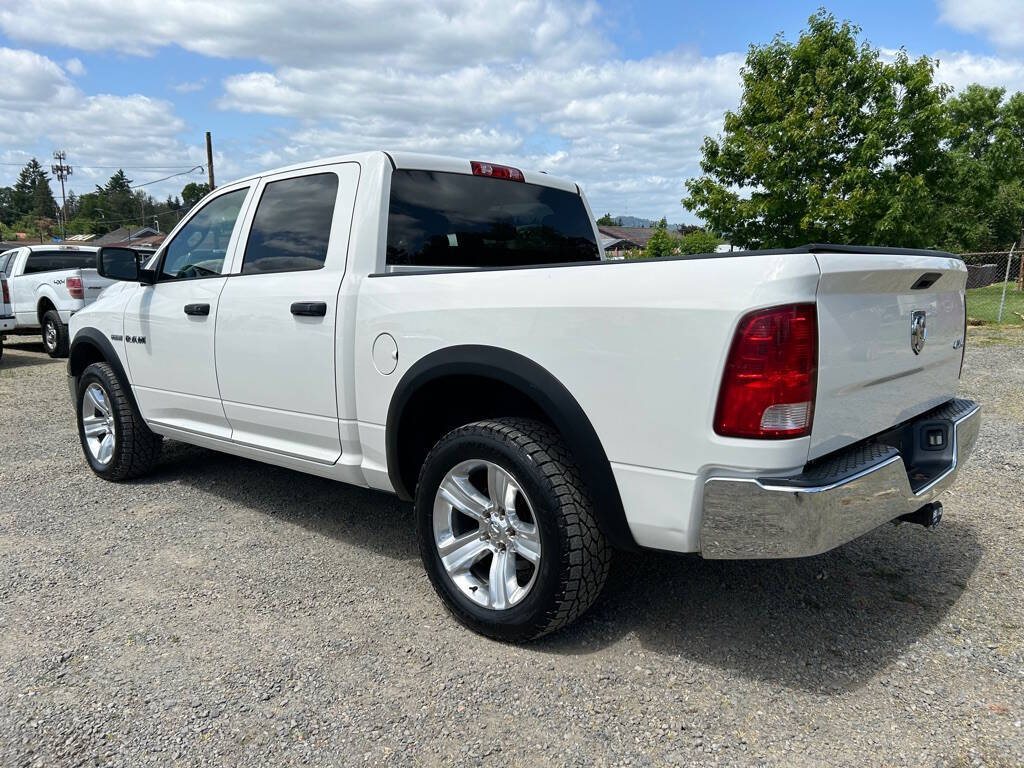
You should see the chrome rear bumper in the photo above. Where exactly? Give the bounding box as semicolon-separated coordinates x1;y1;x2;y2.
700;399;981;559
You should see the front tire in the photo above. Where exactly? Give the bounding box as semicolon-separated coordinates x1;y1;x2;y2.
415;418;611;641
76;362;162;480
42;310;69;358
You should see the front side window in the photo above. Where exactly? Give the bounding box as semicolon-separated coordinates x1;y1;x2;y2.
241;173;339;274
160;187;248;281
386;170;600;268
22;250;97;275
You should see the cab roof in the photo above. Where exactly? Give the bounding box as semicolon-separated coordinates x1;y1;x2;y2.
226;150;580;194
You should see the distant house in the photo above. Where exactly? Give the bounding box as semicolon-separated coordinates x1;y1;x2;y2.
92;226;161;246
103;232;167;249
597;226;681;256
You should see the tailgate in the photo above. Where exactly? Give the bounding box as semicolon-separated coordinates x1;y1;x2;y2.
80;268;114;302
810;251;967;460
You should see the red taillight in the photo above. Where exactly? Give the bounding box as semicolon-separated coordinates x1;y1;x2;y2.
714;303;818;439
66;276;84;299
471;161;524;182
1;278;8;305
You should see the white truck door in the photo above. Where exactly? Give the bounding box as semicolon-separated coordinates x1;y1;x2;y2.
8;250;35;323
123;185;254;438
214;163;359;463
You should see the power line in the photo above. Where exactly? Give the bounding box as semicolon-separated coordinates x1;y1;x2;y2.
131;166;205;189
0;161;205;170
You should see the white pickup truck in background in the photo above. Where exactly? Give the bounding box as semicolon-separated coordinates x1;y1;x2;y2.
0;245;114;358
65;151;979;640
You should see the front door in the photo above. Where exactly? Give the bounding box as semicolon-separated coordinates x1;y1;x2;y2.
123;185;253;437
215;163;359;463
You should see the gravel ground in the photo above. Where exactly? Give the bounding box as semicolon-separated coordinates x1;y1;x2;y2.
1;330;1022;767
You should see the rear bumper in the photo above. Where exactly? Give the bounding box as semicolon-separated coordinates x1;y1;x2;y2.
700;398;981;559
0;315;14;333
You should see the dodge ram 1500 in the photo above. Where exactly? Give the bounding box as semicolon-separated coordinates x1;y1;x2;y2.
66;151;980;640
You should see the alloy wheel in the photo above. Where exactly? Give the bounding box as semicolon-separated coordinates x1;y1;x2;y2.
81;383;116;466
432;459;542;610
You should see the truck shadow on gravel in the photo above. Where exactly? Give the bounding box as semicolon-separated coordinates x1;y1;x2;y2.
145;441;417;563
539;523;982;693
145;441;981;694
1;341;57;370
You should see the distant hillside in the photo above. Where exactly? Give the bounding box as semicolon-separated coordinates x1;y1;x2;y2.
602;215;695;231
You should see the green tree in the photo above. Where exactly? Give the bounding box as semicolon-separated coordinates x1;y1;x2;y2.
655;217;668;230
596;212;620;226
0;187;14;227
938;86;1024;251
11;159;57;221
678;230;721;255
182;182;211;209
683;11;949;248
644;227;677;258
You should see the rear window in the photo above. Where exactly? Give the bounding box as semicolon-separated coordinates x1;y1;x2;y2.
23;250;96;275
386;169;599;269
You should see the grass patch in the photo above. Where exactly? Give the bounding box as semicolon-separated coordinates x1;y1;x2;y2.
966;281;1024;326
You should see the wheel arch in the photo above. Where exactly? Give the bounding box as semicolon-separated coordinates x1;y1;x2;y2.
37;294;57;324
386;344;637;550
68;329;141;416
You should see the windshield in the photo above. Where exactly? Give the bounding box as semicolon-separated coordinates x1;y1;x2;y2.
386;169;599;269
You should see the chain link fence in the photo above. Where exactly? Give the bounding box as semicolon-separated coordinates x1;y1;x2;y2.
960;248;1024;325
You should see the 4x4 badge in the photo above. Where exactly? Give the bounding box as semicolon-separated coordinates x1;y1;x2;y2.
910;310;927;355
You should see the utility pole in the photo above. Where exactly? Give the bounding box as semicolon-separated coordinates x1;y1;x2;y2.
51;150;72;240
205;132;215;191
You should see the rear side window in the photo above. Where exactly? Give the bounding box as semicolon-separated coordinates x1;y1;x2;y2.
0;250;14;275
23;250;96;275
386;169;599;269
242;173;339;274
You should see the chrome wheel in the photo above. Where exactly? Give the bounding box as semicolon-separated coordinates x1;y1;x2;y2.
44;320;57;351
432;459;542;610
81;383;116;466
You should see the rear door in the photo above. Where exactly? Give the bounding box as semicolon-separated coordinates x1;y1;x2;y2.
811;251;967;460
123;184;253;437
215;162;359;463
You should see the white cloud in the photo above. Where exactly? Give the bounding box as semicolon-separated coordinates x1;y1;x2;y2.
933;50;1024;92
3;2;1024;219
64;57;85;76
939;0;1024;49
0;0;728;218
0;47;199;201
172;79;206;93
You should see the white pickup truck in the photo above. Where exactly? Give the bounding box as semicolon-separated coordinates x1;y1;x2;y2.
66;151;980;640
0;244;114;357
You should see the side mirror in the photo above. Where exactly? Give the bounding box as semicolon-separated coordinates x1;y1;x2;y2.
97;247;155;284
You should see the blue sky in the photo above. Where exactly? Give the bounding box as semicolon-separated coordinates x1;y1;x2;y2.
2;0;1023;222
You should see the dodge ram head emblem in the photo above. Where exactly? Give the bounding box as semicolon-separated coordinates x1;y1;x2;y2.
910;310;927;355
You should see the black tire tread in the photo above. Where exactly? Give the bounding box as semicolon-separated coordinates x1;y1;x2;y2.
79;362;162;480
418;417;611;640
42;310;69;358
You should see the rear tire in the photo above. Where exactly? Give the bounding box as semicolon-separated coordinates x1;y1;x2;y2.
42;310;69;358
76;362;162;480
415;418;611;641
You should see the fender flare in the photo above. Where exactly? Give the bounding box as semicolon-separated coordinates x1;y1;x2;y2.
386;344;637;550
68;328;141;416
35;285;61;319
